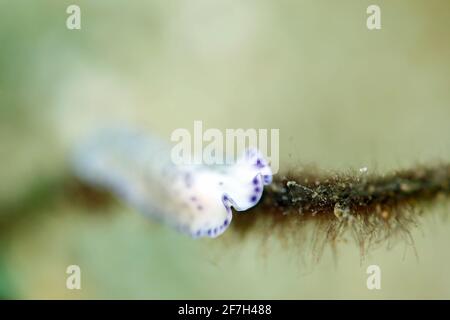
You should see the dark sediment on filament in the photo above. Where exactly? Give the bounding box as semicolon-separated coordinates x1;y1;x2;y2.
232;163;450;256
266;164;450;216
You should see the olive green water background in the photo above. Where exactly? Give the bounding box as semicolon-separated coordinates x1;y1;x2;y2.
0;0;449;298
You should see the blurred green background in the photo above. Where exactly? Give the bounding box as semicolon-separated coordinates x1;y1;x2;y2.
0;0;449;299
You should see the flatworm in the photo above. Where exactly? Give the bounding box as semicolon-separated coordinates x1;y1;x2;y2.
72;128;272;238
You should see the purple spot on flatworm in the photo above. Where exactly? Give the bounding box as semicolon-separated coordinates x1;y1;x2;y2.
197;205;203;211
256;159;265;168
250;195;258;202
184;173;192;188
252;177;259;185
190;196;197;202
207;229;212;235
224;220;229;226
254;187;261;193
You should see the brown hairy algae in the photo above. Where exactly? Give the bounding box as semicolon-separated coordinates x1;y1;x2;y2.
231;164;450;258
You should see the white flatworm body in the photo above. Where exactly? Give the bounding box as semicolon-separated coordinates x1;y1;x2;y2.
72;129;272;238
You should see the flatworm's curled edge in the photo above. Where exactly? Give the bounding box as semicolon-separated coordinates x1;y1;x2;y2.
177;147;273;239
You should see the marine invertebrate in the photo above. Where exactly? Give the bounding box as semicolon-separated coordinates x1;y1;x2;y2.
72;129;272;238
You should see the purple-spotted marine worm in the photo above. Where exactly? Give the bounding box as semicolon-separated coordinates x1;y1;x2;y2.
72;129;272;238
